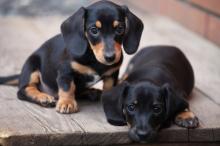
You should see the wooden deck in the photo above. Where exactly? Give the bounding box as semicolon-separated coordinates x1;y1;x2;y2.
0;9;220;146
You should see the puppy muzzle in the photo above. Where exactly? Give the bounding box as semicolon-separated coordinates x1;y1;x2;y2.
128;127;157;143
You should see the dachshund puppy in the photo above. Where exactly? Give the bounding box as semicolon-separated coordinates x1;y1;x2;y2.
0;1;143;114
102;46;199;142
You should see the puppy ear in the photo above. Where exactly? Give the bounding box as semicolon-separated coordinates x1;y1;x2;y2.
61;7;87;57
102;82;129;126
122;6;144;54
161;83;189;120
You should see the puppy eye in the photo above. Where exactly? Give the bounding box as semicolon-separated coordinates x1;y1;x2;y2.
153;105;162;114
127;104;135;112
89;27;99;36
115;25;125;35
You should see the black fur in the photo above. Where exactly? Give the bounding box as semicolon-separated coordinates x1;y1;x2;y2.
0;74;19;86
122;6;143;54
102;46;194;142
61;7;87;57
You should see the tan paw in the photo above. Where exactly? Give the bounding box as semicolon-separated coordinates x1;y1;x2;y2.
36;93;56;107
56;98;78;114
175;111;199;128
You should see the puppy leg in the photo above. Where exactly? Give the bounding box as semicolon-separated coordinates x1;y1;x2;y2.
56;82;78;114
56;65;78;114
175;108;199;128
103;77;114;91
103;70;119;91
17;56;56;107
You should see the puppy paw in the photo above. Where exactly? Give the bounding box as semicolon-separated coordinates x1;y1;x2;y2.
36;93;56;107
56;98;78;114
175;111;199;128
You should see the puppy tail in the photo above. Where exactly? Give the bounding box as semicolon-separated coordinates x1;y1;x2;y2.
0;74;20;86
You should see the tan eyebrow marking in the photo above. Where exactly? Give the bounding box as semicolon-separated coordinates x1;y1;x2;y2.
95;20;102;28
113;20;119;28
134;100;138;104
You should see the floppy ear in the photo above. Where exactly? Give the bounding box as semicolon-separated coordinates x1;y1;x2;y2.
61;7;87;57
102;82;129;126
122;6;144;54
161;83;189;120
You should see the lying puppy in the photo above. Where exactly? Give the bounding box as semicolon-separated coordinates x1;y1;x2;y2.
0;1;143;114
102;46;199;142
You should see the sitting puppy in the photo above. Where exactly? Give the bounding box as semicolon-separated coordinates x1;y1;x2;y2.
0;1;143;114
102;46;199;142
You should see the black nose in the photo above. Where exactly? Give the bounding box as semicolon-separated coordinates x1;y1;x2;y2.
104;53;115;62
136;129;148;139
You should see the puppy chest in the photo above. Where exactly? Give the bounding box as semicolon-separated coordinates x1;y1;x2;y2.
85;74;101;87
74;73;101;88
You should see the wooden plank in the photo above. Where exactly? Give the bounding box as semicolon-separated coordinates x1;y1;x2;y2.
0;86;130;146
124;143;220;146
1;87;219;145
0;16;63;76
0;86;84;146
189;88;220;142
69;102;129;145
157;125;187;142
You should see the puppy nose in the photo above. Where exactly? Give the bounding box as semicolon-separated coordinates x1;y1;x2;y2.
104;53;115;62
136;129;148;139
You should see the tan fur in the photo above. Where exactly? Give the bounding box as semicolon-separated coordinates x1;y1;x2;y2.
86;30;122;65
95;20;102;28
113;20;119;28
103;64;121;76
89;41;106;64
85;32;105;64
114;42;122;64
134;100;138;105
71;62;96;74
176;110;195;120
29;71;40;85
58;82;75;99
56;82;78;113
5;79;19;86
103;77;114;91
25;71;55;104
25;86;55;103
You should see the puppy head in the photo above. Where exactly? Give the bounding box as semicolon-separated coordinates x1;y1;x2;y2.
61;1;143;65
102;82;188;143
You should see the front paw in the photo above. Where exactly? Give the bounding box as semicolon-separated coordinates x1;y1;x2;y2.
175;111;199;128
36;93;56;107
56;98;78;114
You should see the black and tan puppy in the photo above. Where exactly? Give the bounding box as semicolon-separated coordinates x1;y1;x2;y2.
102;46;199;142
0;1;143;114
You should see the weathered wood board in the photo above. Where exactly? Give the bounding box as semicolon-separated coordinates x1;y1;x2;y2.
0;86;219;146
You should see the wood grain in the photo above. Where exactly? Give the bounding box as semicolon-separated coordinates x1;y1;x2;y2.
189;88;220;142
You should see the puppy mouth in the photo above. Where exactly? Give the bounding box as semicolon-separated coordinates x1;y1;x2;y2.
103;60;116;65
97;55;121;66
96;57;115;65
128;127;157;143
